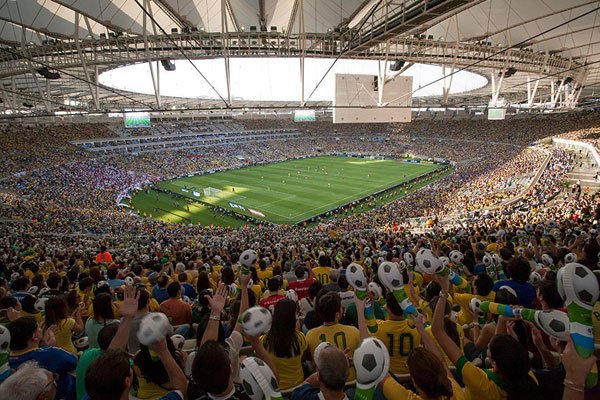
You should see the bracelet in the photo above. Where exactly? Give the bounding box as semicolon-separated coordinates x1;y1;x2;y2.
209;314;221;321
563;379;584;393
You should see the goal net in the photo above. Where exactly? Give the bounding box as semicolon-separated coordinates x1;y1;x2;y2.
203;187;222;197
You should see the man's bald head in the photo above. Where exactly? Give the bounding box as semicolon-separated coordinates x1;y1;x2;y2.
316;345;349;391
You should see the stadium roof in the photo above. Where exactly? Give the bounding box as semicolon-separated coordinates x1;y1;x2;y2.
0;0;599;116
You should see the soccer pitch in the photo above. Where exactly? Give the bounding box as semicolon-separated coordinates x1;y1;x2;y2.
130;155;444;227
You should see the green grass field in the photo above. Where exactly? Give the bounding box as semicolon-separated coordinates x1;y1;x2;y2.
129;155;444;227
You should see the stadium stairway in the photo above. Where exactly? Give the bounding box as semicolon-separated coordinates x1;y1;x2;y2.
566;163;600;195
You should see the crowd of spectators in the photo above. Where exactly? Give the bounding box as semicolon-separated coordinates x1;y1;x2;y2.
0;112;599;400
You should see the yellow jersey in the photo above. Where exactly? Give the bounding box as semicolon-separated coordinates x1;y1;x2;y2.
454;292;495;326
372;319;420;375
382;375;465;400
455;356;537;400
306;323;360;381
261;331;308;390
256;268;273;286
312;266;332;284
426;324;465;366
50;318;76;354
250;283;263;300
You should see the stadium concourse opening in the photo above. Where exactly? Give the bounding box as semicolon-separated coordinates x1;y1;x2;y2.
127;155;449;227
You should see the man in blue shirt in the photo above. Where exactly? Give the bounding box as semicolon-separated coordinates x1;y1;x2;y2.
473;250;487;275
178;273;197;300
492;256;536;307
9;277;31;301
106;268;125;289
7;316;77;400
152;274;170;304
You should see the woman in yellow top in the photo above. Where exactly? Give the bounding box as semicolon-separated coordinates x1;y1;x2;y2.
249;268;264;300
379;313;463;400
431;275;540;400
43;296;84;354
261;298;308;391
425;296;464;366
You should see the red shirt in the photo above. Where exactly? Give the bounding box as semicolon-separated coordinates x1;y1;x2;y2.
95;251;112;265
289;278;315;300
159;298;192;325
259;294;286;312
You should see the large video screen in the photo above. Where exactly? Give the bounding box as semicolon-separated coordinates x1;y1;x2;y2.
488;99;506;120
124;112;152;128
333;74;412;123
294;110;316;122
487;108;506;120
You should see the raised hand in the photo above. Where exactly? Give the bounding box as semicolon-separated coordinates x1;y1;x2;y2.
239;273;251;287
409;313;427;333
206;283;228;315
561;331;598;387
119;285;140;318
149;336;169;355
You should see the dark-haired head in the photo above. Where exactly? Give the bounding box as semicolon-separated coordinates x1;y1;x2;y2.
385;292;403;317
44;296;68;328
407;347;453;399
263;299;300;358
85;350;130;400
536;280;563;309
316;292;342;323
507;257;531;283
191;341;232;395
93;292;115;321
489;334;540;400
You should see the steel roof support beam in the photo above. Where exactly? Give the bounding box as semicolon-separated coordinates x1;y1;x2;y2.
259;0;267;32
0;16;70;40
287;0;299;35
490;69;505;105
152;0;193;29
442;64;455;105
222;0;232;105
223;0;240;32
52;0;132;35
299;0;305;105
143;0;161;108
377;38;390;106
465;0;600;42
20;28;51;112
73;12;99;110
526;75;541;108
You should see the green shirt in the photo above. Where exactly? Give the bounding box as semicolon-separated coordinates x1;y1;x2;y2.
76;348;103;400
344;301;386;327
